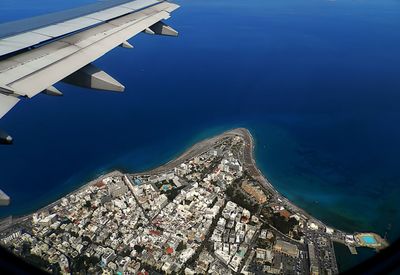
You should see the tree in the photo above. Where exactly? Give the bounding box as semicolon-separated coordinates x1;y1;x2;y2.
176;241;186;252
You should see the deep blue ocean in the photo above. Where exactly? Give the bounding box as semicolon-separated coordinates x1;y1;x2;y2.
1;0;400;271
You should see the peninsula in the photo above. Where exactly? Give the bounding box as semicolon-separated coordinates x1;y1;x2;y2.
0;128;388;274
0;189;10;206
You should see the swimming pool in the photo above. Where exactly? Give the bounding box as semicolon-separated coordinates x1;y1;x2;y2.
361;235;377;245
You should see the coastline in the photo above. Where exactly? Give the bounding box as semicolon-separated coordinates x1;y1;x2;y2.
1;128;388;258
0;129;240;225
0;128;388;271
1;170;124;230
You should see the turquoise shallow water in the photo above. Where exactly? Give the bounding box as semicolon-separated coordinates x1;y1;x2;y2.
1;0;400;271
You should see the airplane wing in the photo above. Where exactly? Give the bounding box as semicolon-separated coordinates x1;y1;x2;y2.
0;0;180;144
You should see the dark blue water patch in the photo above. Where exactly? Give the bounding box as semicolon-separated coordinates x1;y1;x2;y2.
334;242;376;272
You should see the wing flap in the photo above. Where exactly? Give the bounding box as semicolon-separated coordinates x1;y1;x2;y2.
0;42;80;85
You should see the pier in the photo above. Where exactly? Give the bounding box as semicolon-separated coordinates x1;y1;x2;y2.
348;245;358;255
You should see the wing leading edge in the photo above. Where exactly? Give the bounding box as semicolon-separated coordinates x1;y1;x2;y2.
0;0;180;144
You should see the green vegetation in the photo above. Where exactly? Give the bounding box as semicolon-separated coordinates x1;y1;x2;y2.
269;213;298;235
226;183;259;213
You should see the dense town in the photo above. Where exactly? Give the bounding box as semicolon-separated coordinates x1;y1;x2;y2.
0;129;388;274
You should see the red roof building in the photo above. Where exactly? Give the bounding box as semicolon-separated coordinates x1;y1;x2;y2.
166;247;174;254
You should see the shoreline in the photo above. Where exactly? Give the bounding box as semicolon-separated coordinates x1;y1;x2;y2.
1;170;125;229
1;128;388;251
0;129;241;225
